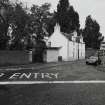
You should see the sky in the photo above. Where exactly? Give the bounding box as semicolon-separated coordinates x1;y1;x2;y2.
18;0;105;36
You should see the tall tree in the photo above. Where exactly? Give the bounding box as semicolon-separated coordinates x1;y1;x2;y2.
56;0;80;33
0;0;11;49
67;6;80;33
56;0;69;33
28;3;53;62
9;2;30;50
29;3;53;40
82;15;104;49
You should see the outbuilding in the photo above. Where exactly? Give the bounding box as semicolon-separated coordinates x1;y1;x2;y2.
43;47;61;62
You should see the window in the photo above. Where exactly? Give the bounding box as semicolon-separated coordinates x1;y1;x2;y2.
48;42;51;47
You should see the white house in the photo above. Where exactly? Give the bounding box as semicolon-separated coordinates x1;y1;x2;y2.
46;23;85;62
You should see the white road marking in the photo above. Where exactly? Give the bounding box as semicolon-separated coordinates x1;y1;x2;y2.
1;81;105;85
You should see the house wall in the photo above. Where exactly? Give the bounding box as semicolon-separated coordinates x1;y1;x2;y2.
79;43;82;59
68;41;78;61
47;35;85;61
68;42;85;60
78;43;85;59
68;41;74;60
47;31;68;61
82;43;85;59
68;41;72;60
75;43;79;60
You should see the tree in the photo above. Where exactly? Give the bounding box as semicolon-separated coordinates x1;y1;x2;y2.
56;0;80;33
56;0;69;33
67;6;80;33
0;1;55;51
8;2;30;50
46;11;56;36
28;3;53;62
0;0;30;50
0;0;11;49
82;15;104;49
29;3;53;40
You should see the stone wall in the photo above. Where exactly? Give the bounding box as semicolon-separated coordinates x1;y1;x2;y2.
0;50;30;65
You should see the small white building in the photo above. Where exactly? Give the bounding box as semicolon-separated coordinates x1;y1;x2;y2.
43;47;60;62
45;23;85;62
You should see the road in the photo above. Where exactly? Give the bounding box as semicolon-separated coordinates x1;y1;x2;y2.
1;60;105;105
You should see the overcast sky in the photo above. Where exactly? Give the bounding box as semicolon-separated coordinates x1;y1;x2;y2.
19;0;105;36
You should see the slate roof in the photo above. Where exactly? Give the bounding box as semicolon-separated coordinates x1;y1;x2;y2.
62;32;83;43
49;23;84;43
62;32;72;41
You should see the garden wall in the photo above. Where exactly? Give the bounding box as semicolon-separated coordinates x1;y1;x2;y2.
0;50;31;65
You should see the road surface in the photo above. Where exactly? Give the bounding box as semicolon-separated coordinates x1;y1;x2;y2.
0;60;105;105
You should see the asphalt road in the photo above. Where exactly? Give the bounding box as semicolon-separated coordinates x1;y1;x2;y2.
1;60;105;105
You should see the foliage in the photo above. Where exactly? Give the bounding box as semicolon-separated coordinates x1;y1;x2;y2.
0;1;54;50
29;3;53;40
28;3;53;60
0;0;29;50
33;39;46;62
82;15;104;49
9;2;30;50
56;0;80;33
0;0;11;49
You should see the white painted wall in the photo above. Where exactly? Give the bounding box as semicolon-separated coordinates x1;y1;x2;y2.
78;43;85;59
68;41;73;60
68;41;75;61
82;43;85;59
46;49;59;62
